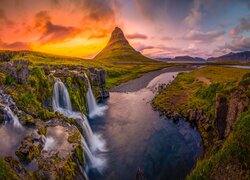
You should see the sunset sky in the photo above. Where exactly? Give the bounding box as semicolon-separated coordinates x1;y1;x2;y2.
0;0;250;58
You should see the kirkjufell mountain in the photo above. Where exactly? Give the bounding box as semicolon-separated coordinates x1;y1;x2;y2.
94;27;154;63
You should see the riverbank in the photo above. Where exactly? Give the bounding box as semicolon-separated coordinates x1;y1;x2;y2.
152;65;250;178
90;69;203;179
110;65;198;92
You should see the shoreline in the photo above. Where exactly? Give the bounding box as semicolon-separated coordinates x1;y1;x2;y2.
110;65;199;92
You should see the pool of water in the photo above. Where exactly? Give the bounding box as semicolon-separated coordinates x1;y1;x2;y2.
89;71;203;180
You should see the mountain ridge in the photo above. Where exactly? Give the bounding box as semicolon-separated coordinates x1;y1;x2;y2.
207;51;250;63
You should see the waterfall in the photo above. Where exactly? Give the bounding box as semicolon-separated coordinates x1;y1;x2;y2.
4;106;23;129
81;136;106;171
53;79;72;114
52;78;106;170
85;74;107;118
0;90;23;129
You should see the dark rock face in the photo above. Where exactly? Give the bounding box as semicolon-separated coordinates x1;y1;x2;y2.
88;68;109;98
215;96;229;139
189;109;211;131
215;90;250;139
224;91;249;137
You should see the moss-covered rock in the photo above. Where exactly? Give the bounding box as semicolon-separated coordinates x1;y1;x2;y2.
15;132;44;163
68;130;80;143
0;156;18;180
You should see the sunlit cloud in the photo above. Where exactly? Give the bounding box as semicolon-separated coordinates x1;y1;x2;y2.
0;0;250;58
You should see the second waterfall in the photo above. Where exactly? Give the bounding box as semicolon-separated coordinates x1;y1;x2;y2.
86;74;108;118
52;78;106;171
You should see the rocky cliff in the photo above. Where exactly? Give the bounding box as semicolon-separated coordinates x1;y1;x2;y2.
0;60;109;179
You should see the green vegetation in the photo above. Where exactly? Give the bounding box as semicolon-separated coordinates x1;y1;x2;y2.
153;66;250;178
153;66;250;118
68;130;80;143
0;157;16;180
75;145;85;165
61;156;78;179
188;110;250;179
0;50;170;89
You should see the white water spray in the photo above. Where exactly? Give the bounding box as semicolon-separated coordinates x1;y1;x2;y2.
53;79;72;114
85;75;107;118
0;91;23;129
52;78;106;170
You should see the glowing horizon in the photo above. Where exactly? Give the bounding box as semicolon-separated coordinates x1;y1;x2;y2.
1;0;250;59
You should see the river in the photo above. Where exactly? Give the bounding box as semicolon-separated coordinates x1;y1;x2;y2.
89;69;203;180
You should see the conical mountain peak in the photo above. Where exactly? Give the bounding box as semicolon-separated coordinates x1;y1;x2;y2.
107;27;129;46
94;27;154;63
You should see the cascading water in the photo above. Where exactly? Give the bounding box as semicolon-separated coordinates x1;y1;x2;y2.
52;78;106;170
85;74;107;118
53;79;72;114
0;90;23;129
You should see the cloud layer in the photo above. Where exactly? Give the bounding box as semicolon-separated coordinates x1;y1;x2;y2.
0;0;250;58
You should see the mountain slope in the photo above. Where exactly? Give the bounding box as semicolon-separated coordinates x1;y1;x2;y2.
207;51;250;64
94;27;155;63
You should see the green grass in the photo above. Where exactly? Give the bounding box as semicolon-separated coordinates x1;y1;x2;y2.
0;50;170;89
153;66;250;117
152;65;250;179
188;110;250;179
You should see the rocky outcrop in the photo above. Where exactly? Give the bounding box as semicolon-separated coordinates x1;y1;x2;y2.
15;131;45;163
88;67;109;98
189;109;211;131
4;60;30;84
215;90;250;139
224;91;249;137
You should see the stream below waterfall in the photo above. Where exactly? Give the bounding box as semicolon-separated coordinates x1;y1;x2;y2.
89;70;203;180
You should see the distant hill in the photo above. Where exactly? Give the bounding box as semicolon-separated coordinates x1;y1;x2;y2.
207;51;250;64
158;56;206;63
94;27;155;63
0;50;102;66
